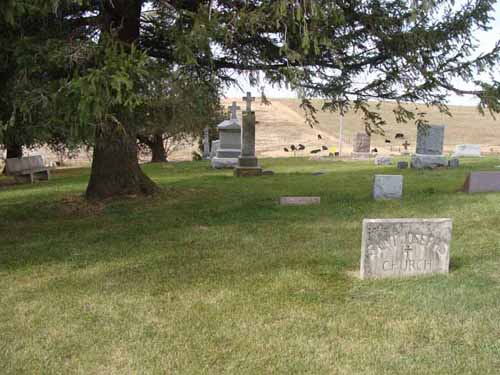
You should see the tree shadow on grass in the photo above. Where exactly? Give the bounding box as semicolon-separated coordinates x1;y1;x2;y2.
1;162;498;294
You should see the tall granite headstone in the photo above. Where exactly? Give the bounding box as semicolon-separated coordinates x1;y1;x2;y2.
353;133;371;153
235;92;262;177
411;124;447;169
360;218;452;279
416;125;444;155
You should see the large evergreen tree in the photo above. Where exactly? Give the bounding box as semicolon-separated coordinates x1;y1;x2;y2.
2;0;499;199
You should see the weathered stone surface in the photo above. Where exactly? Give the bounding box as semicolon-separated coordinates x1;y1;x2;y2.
360;218;452;279
463;171;500;193
213;102;242;168
262;170;275;176
397;161;408;169
279;196;321;206
373;175;403;200
351;152;371;160
235;111;262;177
211;157;239;169
218;129;241;152
452;144;481;158
202;127;210;159
234;167;263;177
353;133;371;153
448;158;459;169
374;156;392;165
215;149;240;158
240;112;256;158
410;154;447;169
416;124;445;155
210;140;220;159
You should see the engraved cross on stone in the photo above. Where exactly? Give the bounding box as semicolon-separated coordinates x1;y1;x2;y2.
228;101;241;120
404;244;413;258
242;92;255;113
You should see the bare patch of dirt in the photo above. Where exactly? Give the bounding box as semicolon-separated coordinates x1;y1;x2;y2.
58;195;105;217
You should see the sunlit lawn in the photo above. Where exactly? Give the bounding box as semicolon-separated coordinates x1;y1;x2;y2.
1;157;500;374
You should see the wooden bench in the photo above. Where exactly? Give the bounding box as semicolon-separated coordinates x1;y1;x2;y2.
5;155;51;183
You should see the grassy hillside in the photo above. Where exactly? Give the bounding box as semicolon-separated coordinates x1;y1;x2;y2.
282;99;500;153
221;98;500;158
1;158;500;374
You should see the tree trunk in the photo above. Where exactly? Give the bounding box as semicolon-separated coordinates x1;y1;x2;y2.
149;134;167;163
2;142;23;175
6;143;22;159
86;127;159;199
86;0;159;199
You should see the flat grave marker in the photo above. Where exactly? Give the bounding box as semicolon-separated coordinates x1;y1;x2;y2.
279;196;321;206
463;171;500;193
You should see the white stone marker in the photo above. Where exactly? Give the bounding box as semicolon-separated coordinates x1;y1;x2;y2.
211;102;241;168
374;156;392;165
373;175;403;200
279;196;321;206
452;144;481;158
360;218;452;279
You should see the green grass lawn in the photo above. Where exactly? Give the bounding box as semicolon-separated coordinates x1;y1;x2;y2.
1;158;500;374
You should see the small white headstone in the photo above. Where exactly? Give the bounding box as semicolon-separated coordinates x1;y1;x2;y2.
374;156;392;165
452;144;481;158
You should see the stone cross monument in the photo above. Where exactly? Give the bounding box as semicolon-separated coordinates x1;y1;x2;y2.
211;101;242;168
243;92;255;112
234;92;262;177
229;101;241;120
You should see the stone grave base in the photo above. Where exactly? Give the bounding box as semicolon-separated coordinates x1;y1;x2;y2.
351;152;372;159
411;154;447;169
211;157;238;169
237;156;259;167
234;166;263;177
215;149;241;158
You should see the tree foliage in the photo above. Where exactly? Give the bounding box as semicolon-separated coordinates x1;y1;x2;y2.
1;0;499;197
